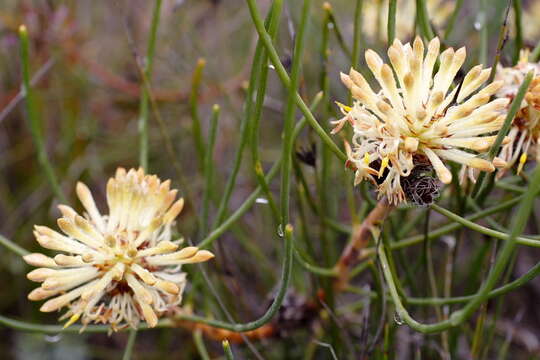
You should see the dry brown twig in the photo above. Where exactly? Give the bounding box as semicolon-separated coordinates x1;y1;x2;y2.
334;198;395;290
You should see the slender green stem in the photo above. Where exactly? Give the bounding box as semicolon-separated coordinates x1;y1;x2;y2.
513;0;523;64
479;0;488;66
254;93;324;225
138;0;162;170
387;0;397;46
180;225;294;332
451;165;540;323
250;0;284;223
18;25;65;202
193;330;211;360
189;58;207;168
486;1;512;83
295;161;351;235
185;4;300;333
379;241;452;333
397;211;424;238
408;259;540;305
480;250;518;360
223;340;235;360
423;210;445;340
294;247;337;276
415;0;435;40
472;70;533;198
201;105;220;236
430;203;540;247
0;234;30;257
349;259;372;278
122;330;138;360
496;332;512;360
294;156;319;215
136;57;199;225
351;0;363;72
245;0;347;163
198;101;313;250
531;40;540;62
213;0;284;230
198;160;280;249
343;259;540;306
294;169;318;264
0;315;171;333
466;198;507;232
325;5;352;59
495;181;526;193
443;0;464;41
379;165;540;334
281;0;311;225
368;258;387;354
253;162;280;222
254;91;323;223
318;8;338;340
362;192;535;255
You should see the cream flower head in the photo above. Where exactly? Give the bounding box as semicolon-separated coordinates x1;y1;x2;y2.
362;0;453;42
494;50;540;177
333;37;509;204
24;168;214;331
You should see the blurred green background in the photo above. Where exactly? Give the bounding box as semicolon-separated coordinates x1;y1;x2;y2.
1;0;540;359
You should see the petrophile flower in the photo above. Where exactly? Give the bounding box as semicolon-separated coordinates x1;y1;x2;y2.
333;37;509;204
24;168;214;331
494;51;540;177
363;0;453;42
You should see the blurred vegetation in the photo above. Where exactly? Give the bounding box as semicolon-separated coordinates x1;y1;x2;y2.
1;0;540;359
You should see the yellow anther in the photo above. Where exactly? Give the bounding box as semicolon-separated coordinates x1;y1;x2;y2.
63;313;81;329
335;101;352;114
378;157;389;178
105;235;116;247
517;153;528;175
363;153;370;165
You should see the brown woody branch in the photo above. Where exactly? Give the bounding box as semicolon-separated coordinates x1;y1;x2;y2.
334;198;395;291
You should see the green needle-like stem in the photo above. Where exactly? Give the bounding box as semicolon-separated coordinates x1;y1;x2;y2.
281;0;311;225
189;58;207;169
122;330;138;360
138;0;163;171
245;0;346;163
201;105;220;236
387;0;396;46
379;165;540;333
472;70;534;198
180;224;294;332
18;25;66;202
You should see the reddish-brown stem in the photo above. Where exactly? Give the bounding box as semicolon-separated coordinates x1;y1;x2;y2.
334;198;395;290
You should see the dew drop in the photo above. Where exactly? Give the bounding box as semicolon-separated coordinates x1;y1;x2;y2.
474;13;485;31
44;334;62;343
327;22;334;29
394;312;404;326
255;197;269;204
268;64;275;70
277;224;284;237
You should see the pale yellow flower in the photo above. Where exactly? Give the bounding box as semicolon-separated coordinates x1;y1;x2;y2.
493;50;540;177
333;37;509;204
24;168;214;331
363;0;453;42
